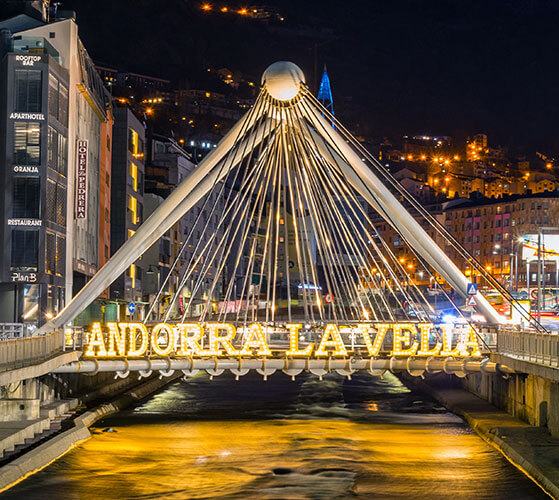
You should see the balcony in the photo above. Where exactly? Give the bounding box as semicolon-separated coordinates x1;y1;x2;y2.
11;36;60;62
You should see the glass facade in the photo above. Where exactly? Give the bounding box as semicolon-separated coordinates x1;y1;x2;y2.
11;229;39;271
47;125;67;174
48;73;68;126
13;121;40;165
45;179;66;226
15;69;42;112
13;177;40;218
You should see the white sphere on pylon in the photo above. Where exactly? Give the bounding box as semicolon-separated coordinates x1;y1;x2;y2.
261;61;306;101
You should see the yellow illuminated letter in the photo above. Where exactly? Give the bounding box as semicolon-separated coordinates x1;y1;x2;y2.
359;323;390;356
240;323;271;356
106;322;126;357
85;322;107;357
151;323;177;357
455;326;482;357
126;323;149;357
390;323;419;356
286;323;314;357
440;324;461;356
176;323;205;356
417;323;441;356
207;323;240;355
315;324;348;357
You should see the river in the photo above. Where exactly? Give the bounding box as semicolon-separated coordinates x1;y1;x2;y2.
0;372;549;499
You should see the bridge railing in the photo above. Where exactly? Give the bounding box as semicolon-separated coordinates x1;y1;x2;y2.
497;330;559;368
0;329;65;372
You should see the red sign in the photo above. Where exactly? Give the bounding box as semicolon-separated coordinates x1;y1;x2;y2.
466;296;477;307
324;293;334;304
75;140;88;219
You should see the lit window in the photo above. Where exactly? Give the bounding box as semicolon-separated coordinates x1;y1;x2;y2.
129;161;138;191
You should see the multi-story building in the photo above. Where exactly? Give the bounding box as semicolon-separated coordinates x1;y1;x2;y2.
0;5;111;327
143;132;224;318
109;106;145;310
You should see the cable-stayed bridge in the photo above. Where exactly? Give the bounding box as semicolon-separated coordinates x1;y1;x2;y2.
41;62;541;380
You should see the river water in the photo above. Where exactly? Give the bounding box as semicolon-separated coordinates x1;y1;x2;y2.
0;372;549;499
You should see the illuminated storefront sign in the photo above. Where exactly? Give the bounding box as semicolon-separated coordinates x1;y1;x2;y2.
15;54;42;66
75;140;88;219
84;322;482;359
9;112;45;120
7;218;41;226
11;272;38;283
13;166;39;174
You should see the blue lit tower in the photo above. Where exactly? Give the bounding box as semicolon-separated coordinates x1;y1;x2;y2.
317;65;334;121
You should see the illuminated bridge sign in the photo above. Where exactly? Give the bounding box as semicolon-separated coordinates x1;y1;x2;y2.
82;322;481;359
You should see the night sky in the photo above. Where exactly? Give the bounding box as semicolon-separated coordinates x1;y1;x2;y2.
64;0;559;155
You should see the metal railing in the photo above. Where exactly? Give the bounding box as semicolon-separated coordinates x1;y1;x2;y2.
497;330;559;368
0;330;65;372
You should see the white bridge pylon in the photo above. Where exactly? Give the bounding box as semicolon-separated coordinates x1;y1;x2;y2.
40;61;515;334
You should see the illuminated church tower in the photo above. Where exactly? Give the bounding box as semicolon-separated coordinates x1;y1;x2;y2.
317;65;334;117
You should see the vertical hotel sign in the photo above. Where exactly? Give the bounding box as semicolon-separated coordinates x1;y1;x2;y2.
76;140;88;219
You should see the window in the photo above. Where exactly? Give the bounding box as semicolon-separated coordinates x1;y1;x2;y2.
13;177;40;218
48;74;58;119
14;121;40;165
57;133;67;174
48;126;56;170
128;195;137;224
128;128;139;155
58;83;68;126
11;230;39;271
48;74;68;126
15;69;42;112
46;180;66;226
128;162;138;191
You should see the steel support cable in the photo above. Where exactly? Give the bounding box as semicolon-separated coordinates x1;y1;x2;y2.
290;151;325;322
303;161;361;321
168;146;269;321
177;126;274;322
297;111;417;321
199;119;282;323
284;105;353;321
218;100;282;324
167;122;274;321
281;123;294;323
302;141;401;322
299;93;488;322
287;107;350;322
191;142;272;322
235;116;284;325
282;107;321;324
287;105;362;322
296;100;422;317
38;98;275;335
292;151;349;322
270;123;284;323
297;127;376;321
303;89;541;331
171;115;281;321
145;94;268;322
317;155;433;323
296;107;412;321
163;96;274;321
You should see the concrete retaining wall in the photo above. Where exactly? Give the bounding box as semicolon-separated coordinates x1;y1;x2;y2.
462;370;559;439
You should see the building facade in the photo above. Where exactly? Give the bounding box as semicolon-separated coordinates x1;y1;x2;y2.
110;106;145;309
